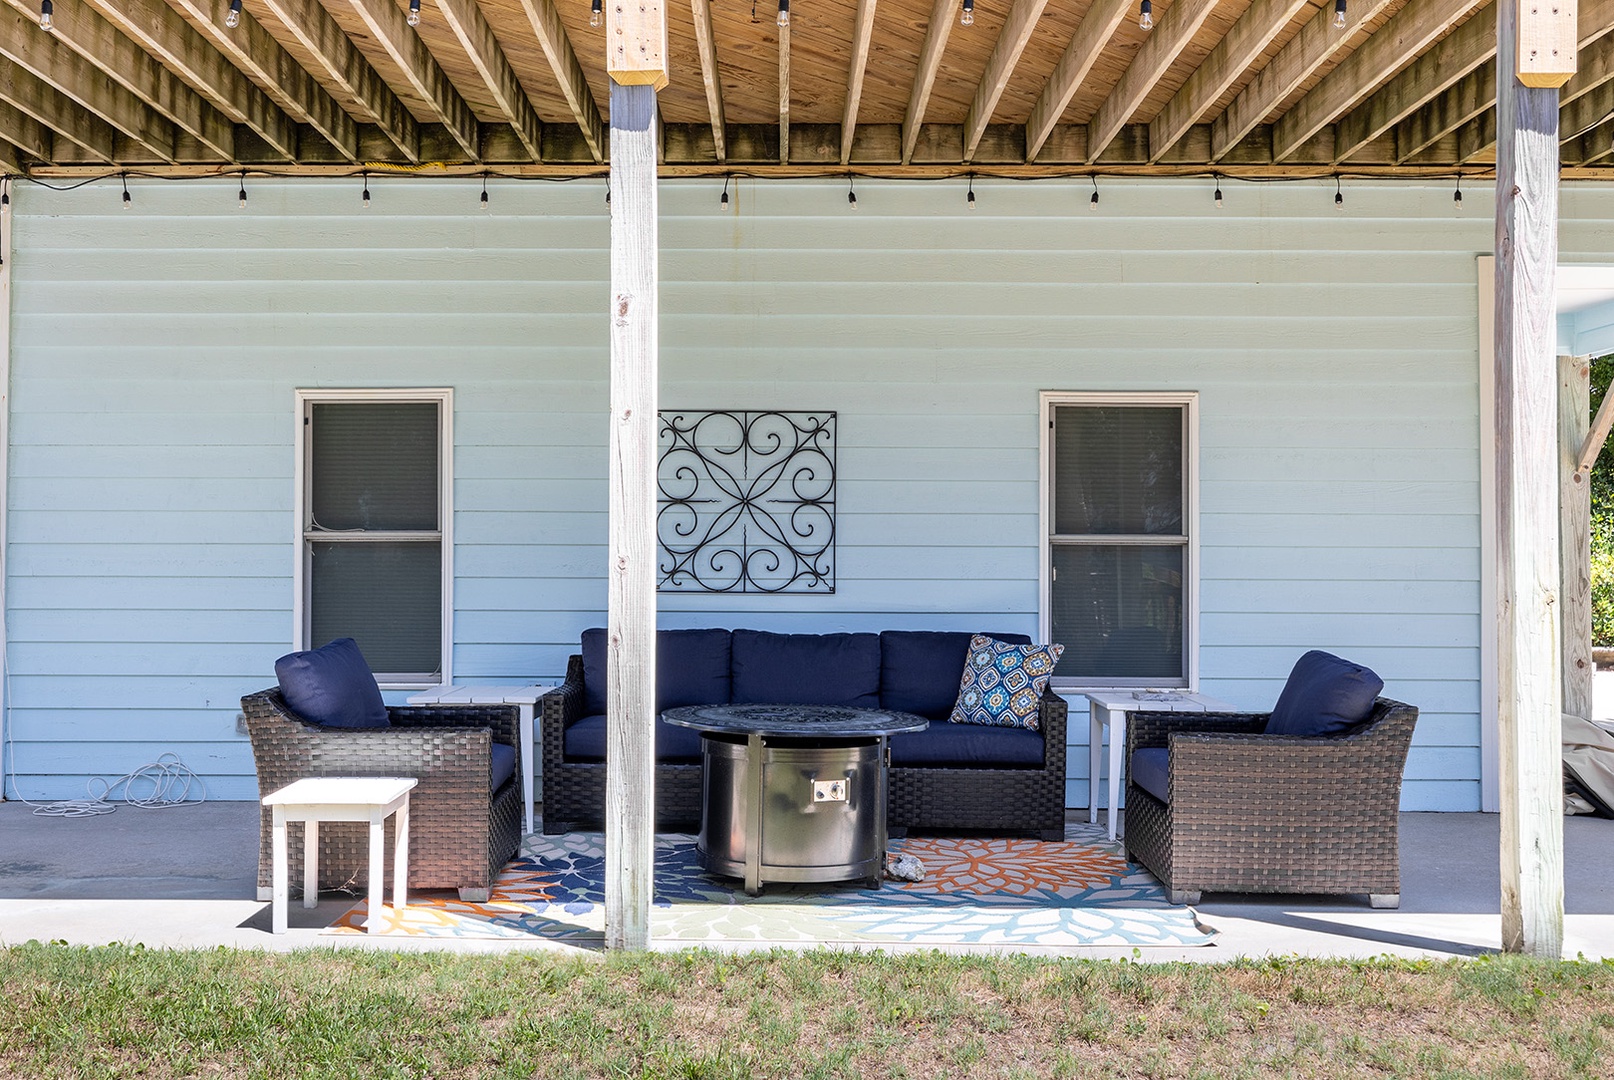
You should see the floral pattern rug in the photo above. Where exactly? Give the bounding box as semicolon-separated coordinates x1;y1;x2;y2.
328;822;1214;948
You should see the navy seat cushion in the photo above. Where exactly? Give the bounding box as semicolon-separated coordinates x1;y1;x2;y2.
1131;748;1171;804
274;637;389;729
889;723;1044;768
1264;650;1384;737
580;627;732;715
731;629;881;708
562;713;705;764
879;630;1032;720
490;742;517;792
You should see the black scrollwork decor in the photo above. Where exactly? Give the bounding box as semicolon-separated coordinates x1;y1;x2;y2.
658;410;836;593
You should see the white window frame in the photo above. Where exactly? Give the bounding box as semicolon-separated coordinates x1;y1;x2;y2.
1038;390;1200;691
293;388;453;690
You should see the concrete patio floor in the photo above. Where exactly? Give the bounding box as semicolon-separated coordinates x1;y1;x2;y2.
1;801;1609;960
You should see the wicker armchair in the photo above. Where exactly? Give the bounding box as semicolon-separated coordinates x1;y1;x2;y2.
242;688;524;902
1122;697;1418;907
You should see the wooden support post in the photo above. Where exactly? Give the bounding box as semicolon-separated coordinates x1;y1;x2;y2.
1561;355;1593;723
604;1;666;953
0;182;10;800
1495;0;1567;959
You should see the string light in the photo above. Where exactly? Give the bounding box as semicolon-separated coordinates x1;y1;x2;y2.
1453;174;1463;211
1139;0;1152;31
777;0;789;27
1;176;10;213
1334;175;1343;211
408;0;420;26
480;172;489;207
39;0;52;31
1213;173;1223;208
960;0;973;26
225;0;240;29
121;173;130;209
237;170;247;208
966;174;976;210
361;170;370;208
591;0;602;26
1333;0;1346;30
1089;175;1099;211
847;174;857;211
720;175;730;209
604;180;610;205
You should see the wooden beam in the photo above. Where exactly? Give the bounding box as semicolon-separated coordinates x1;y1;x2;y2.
1495;0;1566;959
0;63;114;161
689;0;726;162
342;0;479;160
963;0;1050;163
0;98;50;161
1578;375;1614;473
433;0;541;160
258;0;419;162
780;19;790;163
0;0;234;159
1561;354;1593;723
1213;0;1396;160
168;0;356;161
901;0;956;165
1334;4;1494;161
1090;0;1217;162
1026;0;1130;162
1273;0;1488;161
0;136;24;175
1151;0;1309;163
516;0;605;162
604;73;661;951
840;0;878;165
84;0;297;159
1518;0;1579;87
0;15;178;161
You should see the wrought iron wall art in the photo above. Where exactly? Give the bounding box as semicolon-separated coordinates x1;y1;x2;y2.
658;410;836;593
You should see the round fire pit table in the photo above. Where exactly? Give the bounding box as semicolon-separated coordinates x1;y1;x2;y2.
663;704;929;895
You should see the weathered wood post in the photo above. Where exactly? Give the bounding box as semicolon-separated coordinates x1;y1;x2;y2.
1495;0;1574;958
604;0;667;951
1561;355;1592;724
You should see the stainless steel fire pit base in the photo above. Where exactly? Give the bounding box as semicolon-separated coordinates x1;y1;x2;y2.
697;734;886;895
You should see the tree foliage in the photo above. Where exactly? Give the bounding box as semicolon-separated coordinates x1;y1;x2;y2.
1590;354;1614;645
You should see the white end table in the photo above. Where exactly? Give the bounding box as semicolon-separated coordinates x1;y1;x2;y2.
405;683;552;836
1084;690;1237;842
262;776;417;935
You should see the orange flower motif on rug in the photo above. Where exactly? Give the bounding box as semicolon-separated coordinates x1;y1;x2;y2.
891;836;1130;897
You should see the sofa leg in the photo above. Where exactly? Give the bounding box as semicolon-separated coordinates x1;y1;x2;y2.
542;819;571;836
458;887;491;903
1166;889;1201;906
1368;893;1400;909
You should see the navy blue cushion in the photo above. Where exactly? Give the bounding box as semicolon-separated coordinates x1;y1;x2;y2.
561;713;705;764
889;723;1044;768
1130;748;1171;804
580;627;733;714
1264;650;1384;737
879;630;1032;721
490;742;517;792
274;637;389;729
731;629;881;707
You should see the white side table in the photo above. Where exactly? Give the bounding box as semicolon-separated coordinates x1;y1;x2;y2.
406;683;552;836
1084;690;1237;842
262;776;417;935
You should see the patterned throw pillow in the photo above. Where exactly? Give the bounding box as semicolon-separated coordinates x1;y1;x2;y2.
948;634;1065;730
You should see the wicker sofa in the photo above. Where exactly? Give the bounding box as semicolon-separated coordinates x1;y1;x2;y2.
540;628;1068;839
242;688;524;902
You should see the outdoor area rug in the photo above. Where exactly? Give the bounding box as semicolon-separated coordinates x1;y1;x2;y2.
328;822;1215;948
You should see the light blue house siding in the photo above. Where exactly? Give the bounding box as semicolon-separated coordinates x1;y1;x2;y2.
5;177;1610;807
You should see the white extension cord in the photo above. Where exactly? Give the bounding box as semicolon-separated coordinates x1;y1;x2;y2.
22;752;207;818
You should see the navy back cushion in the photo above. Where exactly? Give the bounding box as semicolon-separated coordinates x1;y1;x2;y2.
879;630;1032;720
580;627;732;715
1264;650;1384;737
731;629;881;708
274;637;390;729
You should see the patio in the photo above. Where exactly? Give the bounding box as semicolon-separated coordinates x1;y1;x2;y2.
2;801;1610;960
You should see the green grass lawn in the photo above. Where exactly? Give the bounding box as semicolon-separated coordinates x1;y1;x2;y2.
2;944;1611;1079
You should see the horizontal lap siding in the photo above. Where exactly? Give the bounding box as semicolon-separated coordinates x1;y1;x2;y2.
8;178;1612;808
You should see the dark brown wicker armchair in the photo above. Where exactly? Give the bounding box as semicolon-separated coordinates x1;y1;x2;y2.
242;688;524;902
1122;697;1418;907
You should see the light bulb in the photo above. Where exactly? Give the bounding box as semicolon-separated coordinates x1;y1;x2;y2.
966;179;975;210
122;181;131;209
1089;180;1099;211
591;0;602;26
1334;186;1343;212
1453;184;1463;211
777;0;789;27
960;0;973;26
847;185;858;211
1333;0;1346;30
238;179;247;208
40;0;53;31
408;0;420;26
225;0;240;29
1214;182;1222;208
362;174;370;208
1138;0;1152;31
480;189;489;207
720;179;730;208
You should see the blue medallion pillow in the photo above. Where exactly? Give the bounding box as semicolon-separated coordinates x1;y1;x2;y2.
948;634;1065;730
274;637;390;729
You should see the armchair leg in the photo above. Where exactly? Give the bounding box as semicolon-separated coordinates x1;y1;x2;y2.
1038;828;1065;842
458;887;491;903
1166;889;1201;906
1368;893;1400;909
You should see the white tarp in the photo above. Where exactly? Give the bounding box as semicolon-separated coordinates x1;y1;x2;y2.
1564;714;1614;816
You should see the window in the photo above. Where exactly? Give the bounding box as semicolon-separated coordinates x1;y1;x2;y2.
295;389;452;688
1040;392;1197;688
